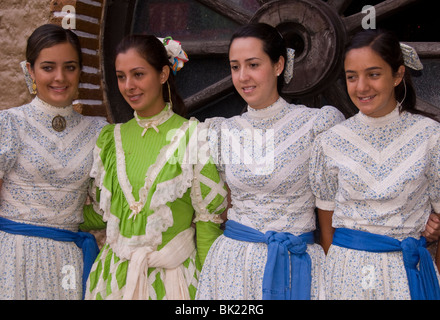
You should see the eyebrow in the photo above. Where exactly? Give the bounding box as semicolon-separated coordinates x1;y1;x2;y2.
345;66;383;73
229;57;262;63
115;66;145;73
40;60;79;65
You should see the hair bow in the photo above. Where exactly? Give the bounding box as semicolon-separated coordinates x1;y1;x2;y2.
400;43;423;71
284;48;295;84
20;60;35;94
158;36;189;74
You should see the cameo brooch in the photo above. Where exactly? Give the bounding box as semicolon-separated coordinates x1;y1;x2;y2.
52;115;67;132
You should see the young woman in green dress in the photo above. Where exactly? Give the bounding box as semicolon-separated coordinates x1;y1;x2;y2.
85;35;227;300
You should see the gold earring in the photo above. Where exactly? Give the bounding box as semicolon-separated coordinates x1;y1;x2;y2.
32;80;37;94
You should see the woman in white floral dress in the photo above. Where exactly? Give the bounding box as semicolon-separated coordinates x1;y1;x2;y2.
0;24;107;299
309;29;440;300
196;23;345;300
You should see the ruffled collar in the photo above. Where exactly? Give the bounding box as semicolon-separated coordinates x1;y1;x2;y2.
31;95;74;117
134;104;174;136
246;97;285;120
357;104;401;127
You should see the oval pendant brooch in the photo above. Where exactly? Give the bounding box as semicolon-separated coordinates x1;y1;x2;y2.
52;115;67;132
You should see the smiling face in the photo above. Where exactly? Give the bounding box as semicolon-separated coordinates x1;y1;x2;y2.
344;46;405;118
229;37;284;110
115;48;169;117
28;42;81;107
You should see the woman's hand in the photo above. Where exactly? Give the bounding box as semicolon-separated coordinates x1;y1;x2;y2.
422;213;440;242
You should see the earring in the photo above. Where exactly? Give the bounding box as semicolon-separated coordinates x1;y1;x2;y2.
166;81;173;109
32;80;37;94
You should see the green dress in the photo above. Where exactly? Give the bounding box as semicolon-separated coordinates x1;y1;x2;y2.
85;105;227;300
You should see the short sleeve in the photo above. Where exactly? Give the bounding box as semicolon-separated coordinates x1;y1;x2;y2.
309;132;339;211
0;111;21;179
192;120;228;223
89;124;115;211
427;130;440;213
203;117;226;178
312;105;345;138
192;120;228;266
90;124;115;181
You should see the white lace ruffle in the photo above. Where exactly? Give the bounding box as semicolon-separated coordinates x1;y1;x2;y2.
91;118;224;260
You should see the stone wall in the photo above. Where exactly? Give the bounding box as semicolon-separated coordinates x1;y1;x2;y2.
0;0;52;110
0;0;109;120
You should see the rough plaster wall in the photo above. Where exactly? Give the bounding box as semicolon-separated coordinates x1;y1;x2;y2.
0;0;52;110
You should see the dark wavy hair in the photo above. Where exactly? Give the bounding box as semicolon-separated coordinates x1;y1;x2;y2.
229;23;287;94
344;29;428;118
26;24;82;69
115;34;186;117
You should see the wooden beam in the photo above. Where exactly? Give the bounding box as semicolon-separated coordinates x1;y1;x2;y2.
195;0;252;25
404;42;440;59
185;75;233;113
181;40;229;56
327;0;353;15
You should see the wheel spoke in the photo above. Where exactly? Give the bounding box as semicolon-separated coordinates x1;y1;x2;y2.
257;0;272;5
181;40;229;56
326;0;353;15
184;75;234;113
195;0;253;25
344;0;421;33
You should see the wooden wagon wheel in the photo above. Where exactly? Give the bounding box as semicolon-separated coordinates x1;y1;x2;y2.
183;0;440;119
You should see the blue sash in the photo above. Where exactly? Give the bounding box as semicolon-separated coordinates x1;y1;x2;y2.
224;220;314;300
333;228;440;300
0;216;100;299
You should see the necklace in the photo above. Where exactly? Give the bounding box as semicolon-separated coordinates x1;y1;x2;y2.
52;115;67;132
32;96;72;132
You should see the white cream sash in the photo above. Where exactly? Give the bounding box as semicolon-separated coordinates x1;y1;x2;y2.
123;227;195;300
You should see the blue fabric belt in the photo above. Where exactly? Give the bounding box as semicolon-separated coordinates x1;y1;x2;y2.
333;228;440;300
0;216;100;299
224;219;314;300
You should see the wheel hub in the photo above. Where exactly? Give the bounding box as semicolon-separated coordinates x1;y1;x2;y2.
251;0;347;98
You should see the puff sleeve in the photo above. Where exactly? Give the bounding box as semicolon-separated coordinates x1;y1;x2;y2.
309;132;339;211
312;105;345;139
204;117;226;180
192;120;228;265
0;111;21;180
427;128;440;213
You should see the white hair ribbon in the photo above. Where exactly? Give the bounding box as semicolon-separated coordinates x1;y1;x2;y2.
284;48;295;84
400;43;423;71
20;60;35;94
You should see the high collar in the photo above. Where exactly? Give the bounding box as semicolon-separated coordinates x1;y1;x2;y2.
357;104;401;127
31;96;74;117
246;97;286;120
134;104;174;136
